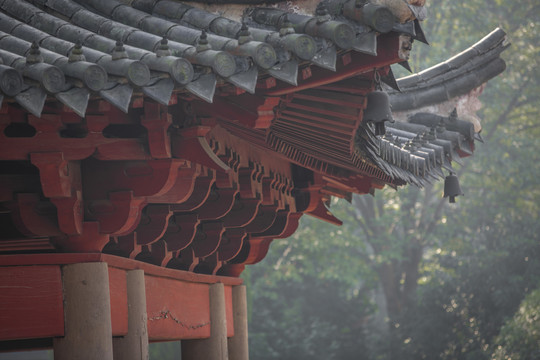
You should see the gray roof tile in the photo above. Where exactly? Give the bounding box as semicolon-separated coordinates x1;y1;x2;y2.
0;0;505;187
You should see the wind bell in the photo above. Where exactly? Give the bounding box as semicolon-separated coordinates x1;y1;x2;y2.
363;90;393;136
443;172;464;203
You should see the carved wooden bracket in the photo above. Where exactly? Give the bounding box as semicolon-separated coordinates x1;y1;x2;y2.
141;101;173;159
54;221;109;253
172;126;230;171
192;221;225;258
85;191;146;235
161;213;200;252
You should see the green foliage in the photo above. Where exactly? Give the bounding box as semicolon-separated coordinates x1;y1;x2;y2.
245;208;378;359
149;341;181;359
492;286;540;360
261;199;377;286
248;272;373;360
393;236;540;360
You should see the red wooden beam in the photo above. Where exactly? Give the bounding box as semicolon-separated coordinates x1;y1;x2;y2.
145;275;211;340
0;253;243;284
0;265;64;341
262;34;401;96
0;254;242;344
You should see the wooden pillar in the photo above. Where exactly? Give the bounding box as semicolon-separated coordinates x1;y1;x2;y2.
113;269;149;360
228;285;249;360
53;262;113;360
182;283;228;360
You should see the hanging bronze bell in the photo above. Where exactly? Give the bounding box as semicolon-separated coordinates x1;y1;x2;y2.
443;173;464;203
363;91;393;136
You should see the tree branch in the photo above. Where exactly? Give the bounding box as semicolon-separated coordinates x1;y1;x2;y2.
484;75;533;141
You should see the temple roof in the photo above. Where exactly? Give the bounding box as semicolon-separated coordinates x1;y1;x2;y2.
0;0;507;275
0;0;411;112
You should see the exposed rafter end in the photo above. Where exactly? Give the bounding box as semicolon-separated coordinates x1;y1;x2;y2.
172;126;230;172
307;201;343;226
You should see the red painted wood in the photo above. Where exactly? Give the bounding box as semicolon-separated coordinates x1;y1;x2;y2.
10;194;62;237
0;113;150;161
108;267;129;337
53;221;109;253
0;254;243;286
244;238;274;265
0;175;41;202
222;198;260;228
171;126;230;171
170;170;216;212
0;255;242;343
148;239;175;266
145;275;211;340
244;205;278;233
224;285;234;338
52;191;84;235
30;152;77;198
130;205;173;246
0;253;106;266
176;247;200;272
274;212;303;239
82;159;184;200
308;200;343;226
141;102;173;159
196;188;238;220
262;34;401;96
218;228;246;261
147;163;201;204
192;222;225;258
218;264;245;277
0;265;64;341
252;210;290;238
116;233;142;259
191;95;281;129
237;167;261;200
0;238;54;252
161;213;200;252
85;191;146;235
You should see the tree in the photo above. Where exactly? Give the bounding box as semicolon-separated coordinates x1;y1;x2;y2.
245;206;377;359
492;286;540;360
